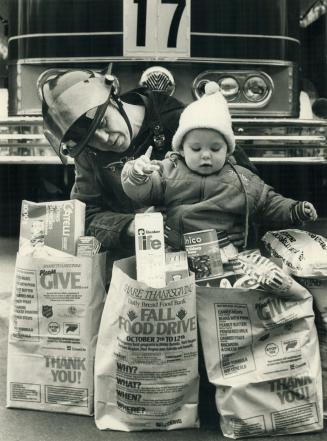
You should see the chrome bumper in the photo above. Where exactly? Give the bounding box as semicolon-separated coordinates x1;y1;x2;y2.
233;118;327;164
0;117;326;165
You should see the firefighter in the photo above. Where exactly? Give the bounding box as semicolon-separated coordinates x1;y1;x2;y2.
39;66;256;265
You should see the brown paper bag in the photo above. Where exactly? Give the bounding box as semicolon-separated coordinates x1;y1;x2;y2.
296;276;327;419
6;252;106;415
94;256;199;431
262;228;327;419
197;279;323;438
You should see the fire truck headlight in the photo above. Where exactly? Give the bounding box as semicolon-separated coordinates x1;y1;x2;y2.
193;79;209;99
218;77;239;101
243;76;270;102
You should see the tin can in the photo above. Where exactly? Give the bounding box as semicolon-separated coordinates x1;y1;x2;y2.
184;229;223;281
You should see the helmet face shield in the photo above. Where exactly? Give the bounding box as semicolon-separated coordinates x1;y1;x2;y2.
62;97;110;159
40;68;116;163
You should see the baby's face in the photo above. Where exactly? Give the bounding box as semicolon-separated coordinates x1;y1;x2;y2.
181;129;228;175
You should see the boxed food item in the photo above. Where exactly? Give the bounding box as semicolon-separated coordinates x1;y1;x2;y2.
76;236;101;257
19;199;85;256
196;250;289;290
134;212;166;288
165;251;189;284
184;229;223;281
216;230;239;263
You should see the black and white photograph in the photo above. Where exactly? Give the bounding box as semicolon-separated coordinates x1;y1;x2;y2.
1;1;327;440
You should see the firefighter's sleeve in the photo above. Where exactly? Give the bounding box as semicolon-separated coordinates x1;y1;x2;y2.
121;160;165;206
232;145;259;175
70;153;134;251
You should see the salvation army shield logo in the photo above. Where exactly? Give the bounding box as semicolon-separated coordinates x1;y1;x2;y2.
42;305;53;318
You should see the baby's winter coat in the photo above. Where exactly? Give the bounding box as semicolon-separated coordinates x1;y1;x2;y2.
122;154;298;245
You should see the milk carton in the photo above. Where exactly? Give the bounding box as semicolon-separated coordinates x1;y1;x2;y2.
135;212;165;288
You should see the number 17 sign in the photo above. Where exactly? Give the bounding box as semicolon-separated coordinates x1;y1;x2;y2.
123;0;190;57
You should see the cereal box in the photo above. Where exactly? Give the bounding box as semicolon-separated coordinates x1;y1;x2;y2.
135;212;166;288
19;200;85;256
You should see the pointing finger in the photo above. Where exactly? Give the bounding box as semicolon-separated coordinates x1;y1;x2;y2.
145;145;153;159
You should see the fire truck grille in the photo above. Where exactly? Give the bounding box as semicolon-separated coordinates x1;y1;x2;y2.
144;73;171;92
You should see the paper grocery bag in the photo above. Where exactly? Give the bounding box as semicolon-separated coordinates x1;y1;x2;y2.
197;280;323;438
296;276;327;419
94;256;199;431
262;228;327;418
6;252;106;415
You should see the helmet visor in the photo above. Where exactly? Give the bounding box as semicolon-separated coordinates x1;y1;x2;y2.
61;97;110;159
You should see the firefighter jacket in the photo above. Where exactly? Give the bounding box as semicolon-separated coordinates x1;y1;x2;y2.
70;88;184;258
71;88;257;257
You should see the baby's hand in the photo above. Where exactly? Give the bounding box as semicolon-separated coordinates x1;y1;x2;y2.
303;202;318;221
291;201;318;223
133;146;161;176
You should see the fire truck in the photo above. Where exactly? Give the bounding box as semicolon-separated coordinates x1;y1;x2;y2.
1;0;327;232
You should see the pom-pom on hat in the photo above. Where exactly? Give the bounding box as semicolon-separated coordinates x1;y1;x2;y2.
172;81;235;154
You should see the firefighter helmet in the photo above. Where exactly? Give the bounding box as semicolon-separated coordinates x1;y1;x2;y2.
38;66;118;164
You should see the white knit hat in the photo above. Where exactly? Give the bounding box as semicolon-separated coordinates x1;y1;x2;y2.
172;82;235;154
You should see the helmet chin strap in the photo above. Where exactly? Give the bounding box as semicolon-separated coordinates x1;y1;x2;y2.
102;63;133;142
110;92;133;141
60;84;112;159
61;90;133;159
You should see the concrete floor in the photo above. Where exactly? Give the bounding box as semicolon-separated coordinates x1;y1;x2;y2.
0;236;327;441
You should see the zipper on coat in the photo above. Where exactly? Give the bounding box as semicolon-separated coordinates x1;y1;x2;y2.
200;176;205;200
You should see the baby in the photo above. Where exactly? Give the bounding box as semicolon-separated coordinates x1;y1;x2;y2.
121;82;317;250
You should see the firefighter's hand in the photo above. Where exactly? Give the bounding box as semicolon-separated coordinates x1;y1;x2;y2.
125;206;167;238
164;224;183;250
303;202;318;221
125;218;135;237
133;146;161;176
227;224;245;248
145;205;167;222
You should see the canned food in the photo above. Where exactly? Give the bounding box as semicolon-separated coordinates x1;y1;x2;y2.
184;229;223;281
